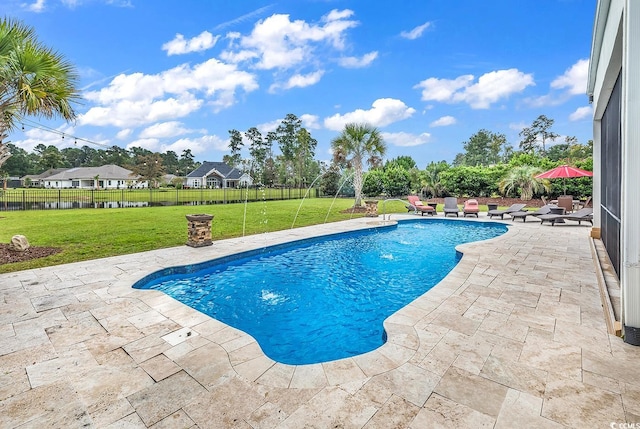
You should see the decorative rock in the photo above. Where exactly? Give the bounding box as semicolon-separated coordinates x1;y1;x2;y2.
10;234;30;252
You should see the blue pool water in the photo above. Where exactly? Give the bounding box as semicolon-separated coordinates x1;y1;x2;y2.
134;219;507;365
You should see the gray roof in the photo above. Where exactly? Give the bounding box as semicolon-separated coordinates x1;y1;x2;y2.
187;162;244;180
22;168;67;180
43;165;139;181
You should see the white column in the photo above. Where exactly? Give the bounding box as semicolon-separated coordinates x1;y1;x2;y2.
621;0;640;344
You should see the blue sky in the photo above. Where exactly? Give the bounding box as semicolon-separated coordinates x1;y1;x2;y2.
6;0;596;168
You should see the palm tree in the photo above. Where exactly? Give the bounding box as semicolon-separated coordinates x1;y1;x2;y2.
331;123;386;207
499;165;549;200
0;17;80;168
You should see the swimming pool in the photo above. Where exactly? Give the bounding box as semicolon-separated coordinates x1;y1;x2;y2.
134;219;507;365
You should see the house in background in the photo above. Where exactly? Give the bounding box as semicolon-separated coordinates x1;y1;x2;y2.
588;0;640;345
186;162;252;188
22;168;67;187
38;165;147;189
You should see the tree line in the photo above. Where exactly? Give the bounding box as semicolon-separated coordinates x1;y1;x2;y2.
321;115;593;201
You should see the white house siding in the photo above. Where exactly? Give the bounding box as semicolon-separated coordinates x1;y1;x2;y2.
588;0;640;344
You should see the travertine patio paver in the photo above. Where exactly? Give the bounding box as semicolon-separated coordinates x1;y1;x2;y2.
1;214;639;428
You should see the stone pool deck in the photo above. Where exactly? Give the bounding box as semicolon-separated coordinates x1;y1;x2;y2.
0;214;638;428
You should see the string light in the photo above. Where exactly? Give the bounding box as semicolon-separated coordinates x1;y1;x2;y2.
19;118;111;149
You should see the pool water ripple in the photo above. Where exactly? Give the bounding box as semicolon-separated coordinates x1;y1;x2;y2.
134;219;507;364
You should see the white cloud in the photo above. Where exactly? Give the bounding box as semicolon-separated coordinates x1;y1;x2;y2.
400;22;431;40
414;69;534;109
381;131;431;147
80;94;204;128
551;59;589;95
165;135;228;154
139;121;191;139
213;5;273;31
509;121;527;132
26;0;46;12
224;9;358;70
523;93;566;108
323;98;416;131
257;119;282;134
12;124;77;152
414;75;474;102
269;70;325;92
300;114;321;129
116;129;132;140
126;138;159;152
80;59;258;127
569;106;592;121
162;31;220;56
430;116;456;127
125;134;227;155
338;51;378;68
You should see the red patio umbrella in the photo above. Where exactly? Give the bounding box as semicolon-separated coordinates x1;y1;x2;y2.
535;164;593;195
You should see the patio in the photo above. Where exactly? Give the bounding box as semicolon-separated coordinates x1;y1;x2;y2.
0;215;637;428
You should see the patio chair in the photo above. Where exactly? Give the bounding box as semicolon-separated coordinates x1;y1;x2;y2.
538;207;593;226
556;195;574;213
406;195;436;216
487;203;527;219
443;197;460;217
578;196;592;209
463;199;479;217
509;204;554;222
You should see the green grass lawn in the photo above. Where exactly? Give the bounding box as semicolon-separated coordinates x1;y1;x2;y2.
0;198;411;274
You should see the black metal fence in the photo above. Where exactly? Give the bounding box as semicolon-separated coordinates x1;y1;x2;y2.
0;187;320;211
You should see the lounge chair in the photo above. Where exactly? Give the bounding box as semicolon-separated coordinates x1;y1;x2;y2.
487;203;527;219
509;204;554;222
443;197;460;217
406;195;436;216
463;199;479;217
539;207;593;226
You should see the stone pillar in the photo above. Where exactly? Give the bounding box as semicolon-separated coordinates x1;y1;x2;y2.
186;214;213;247
364;200;378;217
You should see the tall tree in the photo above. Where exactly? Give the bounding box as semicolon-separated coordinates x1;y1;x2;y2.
385;155;417;171
245;127;267;182
519;115;558;155
38;145;64;170
129;154;165;188
262;131;278;186
275;114;303;185
61;147;85;167
0;17;80;169
225;129;243;168
294;128;317;187
1;143;32;176
331;123;386;207
105;145;131;167
160;150;179;174
455;129;507;166
178;149;197;175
